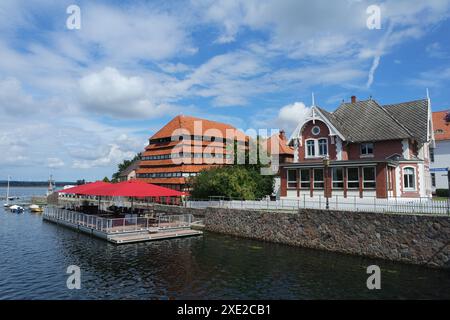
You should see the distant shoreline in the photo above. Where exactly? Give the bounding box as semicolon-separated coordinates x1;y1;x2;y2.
0;181;76;187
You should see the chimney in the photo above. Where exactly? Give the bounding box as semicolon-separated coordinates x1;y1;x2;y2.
351;96;357;103
279;130;286;140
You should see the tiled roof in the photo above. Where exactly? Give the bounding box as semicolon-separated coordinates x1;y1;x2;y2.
151;115;247;141
383;99;429;143
264;131;294;156
432;110;450;141
317;98;429;143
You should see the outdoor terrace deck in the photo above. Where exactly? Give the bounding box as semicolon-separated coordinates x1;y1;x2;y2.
43;206;202;244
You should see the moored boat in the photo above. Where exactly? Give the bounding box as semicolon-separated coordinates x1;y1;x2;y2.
9;205;24;214
29;204;44;213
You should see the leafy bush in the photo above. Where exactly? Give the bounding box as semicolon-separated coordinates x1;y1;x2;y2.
189;166;274;200
435;189;449;197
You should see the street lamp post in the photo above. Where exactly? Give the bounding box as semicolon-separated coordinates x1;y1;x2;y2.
323;156;330;210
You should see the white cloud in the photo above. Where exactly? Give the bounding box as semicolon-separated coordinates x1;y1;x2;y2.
77;4;196;62
426;42;448;58
276;102;311;133
79;67;177;118
47;158;65;169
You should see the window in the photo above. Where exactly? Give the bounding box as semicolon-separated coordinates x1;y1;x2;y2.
306;140;315;157
287;170;297;189
430;147;435;162
312;126;320;135
347;167;359;189
363;167;376;189
300;169;310;189
332;168;343;189
318;138;328;156
387;168;393;190
403;167;416;190
431;173;436;187
313;169;324;189
360;143;374;156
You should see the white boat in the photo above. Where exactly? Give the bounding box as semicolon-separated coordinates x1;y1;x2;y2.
29;204;43;213
9;205;24;213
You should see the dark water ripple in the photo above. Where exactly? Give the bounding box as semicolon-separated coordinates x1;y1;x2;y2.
1;187;450;299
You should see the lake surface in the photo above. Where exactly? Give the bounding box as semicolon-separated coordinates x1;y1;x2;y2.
1;187;450;300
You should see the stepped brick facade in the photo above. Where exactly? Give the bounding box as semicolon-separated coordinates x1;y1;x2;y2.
136;115;247;191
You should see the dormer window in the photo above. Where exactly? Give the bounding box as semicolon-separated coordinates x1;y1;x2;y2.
360;143;374;156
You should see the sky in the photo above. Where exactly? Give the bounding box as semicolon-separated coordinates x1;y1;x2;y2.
1;0;450;181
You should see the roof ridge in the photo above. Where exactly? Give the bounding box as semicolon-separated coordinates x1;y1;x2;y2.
383;98;428;107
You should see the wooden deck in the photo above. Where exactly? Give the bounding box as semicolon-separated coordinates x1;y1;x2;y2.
108;229;203;244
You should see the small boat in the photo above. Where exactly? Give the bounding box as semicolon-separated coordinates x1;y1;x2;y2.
29;204;43;213
9;205;24;213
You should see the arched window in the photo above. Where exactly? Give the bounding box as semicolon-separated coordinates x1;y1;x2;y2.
403;167;416;190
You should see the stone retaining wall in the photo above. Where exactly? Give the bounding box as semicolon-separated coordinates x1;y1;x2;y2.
204;208;450;269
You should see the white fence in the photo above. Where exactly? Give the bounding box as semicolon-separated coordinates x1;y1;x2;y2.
185;196;450;215
44;206;194;233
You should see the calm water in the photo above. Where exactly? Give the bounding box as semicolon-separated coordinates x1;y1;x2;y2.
1;187;450;300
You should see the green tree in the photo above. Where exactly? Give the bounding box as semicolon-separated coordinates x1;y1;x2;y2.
111;153;141;182
190;136;275;201
103;176;110;183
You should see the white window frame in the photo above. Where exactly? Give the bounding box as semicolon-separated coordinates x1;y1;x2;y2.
287;169;298;189
306;139;316;158
312;126;321;136
332;167;344;189
403;166;416;191
360;143;374;157
347;167;360;189
362;167;376;189
318;138;328;156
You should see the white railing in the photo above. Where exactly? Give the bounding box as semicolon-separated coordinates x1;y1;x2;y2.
157;214;192;229
43;207;194;233
185;196;450;215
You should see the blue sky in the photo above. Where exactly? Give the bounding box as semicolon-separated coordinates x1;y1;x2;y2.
1;0;450;181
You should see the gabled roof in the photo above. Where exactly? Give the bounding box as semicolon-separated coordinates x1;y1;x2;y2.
151;115;247;141
330;99;412;143
306;98;430;143
383;99;429;143
264;131;294;156
432;110;450;141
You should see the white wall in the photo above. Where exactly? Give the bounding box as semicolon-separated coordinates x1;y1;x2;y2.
431;140;450;190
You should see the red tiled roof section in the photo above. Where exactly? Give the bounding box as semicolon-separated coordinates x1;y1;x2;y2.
433;111;450;141
151;115;247;141
265;131;294;155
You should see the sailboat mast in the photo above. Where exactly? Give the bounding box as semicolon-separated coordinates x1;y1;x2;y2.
6;176;10;205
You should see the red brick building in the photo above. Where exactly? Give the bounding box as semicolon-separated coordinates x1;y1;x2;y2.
281;96;434;199
136;115;247;191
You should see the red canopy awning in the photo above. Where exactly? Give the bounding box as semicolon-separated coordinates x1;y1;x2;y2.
58;181;111;195
80;180;185;198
